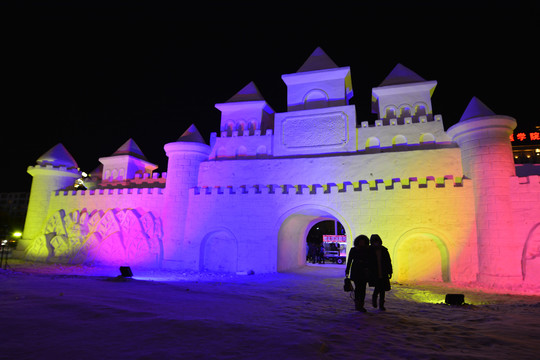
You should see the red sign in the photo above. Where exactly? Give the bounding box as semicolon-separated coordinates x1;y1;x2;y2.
323;235;347;243
510;132;540;142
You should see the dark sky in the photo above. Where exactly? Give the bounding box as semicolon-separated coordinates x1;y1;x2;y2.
1;1;538;191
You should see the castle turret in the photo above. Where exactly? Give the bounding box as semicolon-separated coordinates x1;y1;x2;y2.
371;63;437;122
282;47;353;112
162;124;210;266
99;138;157;181
20;143;81;250
274;47;356;156
447;97;518;285
215;81;274;137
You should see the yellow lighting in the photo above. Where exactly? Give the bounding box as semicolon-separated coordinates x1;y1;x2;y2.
13;232;22;238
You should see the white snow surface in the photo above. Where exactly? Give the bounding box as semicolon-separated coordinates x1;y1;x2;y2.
3;261;540;360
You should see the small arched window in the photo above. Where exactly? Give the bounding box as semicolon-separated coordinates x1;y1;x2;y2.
236;121;246;136
414;104;427;117
225;121;234;137
366;137;381;149
399;106;411;118
392;135;407;146
216;146;227;159
249;120;258;135
304;89;329;110
256;145;267;158
236;146;248;158
385;106;396;119
420;133;435;144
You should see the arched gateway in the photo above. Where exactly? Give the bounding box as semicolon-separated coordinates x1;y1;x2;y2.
275;205;352;272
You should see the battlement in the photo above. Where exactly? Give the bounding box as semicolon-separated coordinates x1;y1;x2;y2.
213;129;273;140
54;187;164;197
361;114;442;128
97;172;167;189
209;131;273;159
357;114;452;150
191;175;466;196
510;175;540;193
27;164;80;175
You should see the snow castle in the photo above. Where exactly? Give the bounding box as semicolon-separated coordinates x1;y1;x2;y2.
18;48;540;291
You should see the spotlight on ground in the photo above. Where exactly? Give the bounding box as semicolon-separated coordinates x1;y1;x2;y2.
119;266;133;278
445;293;465;306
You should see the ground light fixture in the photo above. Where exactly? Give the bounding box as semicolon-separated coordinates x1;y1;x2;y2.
119;266;133;278
445;293;465;306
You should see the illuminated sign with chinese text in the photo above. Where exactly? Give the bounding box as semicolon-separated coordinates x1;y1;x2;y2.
322;235;347;243
510;132;540;142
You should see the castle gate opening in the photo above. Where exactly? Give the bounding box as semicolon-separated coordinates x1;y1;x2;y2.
276;205;351;272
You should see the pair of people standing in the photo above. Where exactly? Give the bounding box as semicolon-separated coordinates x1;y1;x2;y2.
345;234;392;312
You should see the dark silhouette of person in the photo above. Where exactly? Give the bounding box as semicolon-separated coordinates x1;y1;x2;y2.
345;235;370;312
307;242;316;263
318;244;325;263
369;234;392;311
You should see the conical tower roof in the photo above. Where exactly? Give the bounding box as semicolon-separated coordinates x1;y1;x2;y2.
459;97;496;122
111;138;147;160
226;81;265;103
178;124;206;143
297;47;339;73
379;63;426;87
36;143;78;168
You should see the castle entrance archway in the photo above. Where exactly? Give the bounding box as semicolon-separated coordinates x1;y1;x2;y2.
306;220;346;264
276;205;352;272
394;228;450;283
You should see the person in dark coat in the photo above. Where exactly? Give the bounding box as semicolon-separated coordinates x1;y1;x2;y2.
345;235;370;312
368;234;392;311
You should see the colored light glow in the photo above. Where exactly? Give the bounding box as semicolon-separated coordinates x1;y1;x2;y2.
394;288;447;304
13;232;22;238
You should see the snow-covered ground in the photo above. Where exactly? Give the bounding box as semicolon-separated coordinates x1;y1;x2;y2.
3;260;540;359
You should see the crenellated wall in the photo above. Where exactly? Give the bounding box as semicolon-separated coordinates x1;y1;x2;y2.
181;176;477;282
357;115;452;149
96;171;167;189
199;146;463;189
208;114;452;160
209;130;273;159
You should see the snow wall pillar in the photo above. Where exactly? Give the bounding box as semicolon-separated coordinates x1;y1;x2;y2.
20;165;81;251
448;114;519;286
162;140;210;267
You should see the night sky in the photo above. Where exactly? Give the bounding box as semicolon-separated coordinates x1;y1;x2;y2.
1;1;537;192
